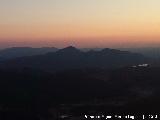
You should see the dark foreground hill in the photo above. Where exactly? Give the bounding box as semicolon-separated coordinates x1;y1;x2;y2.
0;46;149;72
0;47;58;60
0;66;160;119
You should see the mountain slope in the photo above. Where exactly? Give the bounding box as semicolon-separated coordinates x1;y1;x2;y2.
0;46;149;72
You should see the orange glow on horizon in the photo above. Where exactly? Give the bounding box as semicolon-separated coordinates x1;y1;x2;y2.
1;0;160;48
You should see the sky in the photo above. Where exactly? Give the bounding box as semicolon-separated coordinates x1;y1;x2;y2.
1;0;160;48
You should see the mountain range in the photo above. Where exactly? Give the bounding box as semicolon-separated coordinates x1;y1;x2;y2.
0;46;149;72
0;46;158;119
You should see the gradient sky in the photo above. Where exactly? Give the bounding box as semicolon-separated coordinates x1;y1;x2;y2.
1;0;160;48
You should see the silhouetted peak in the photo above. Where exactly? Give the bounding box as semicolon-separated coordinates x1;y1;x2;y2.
57;46;81;53
64;46;77;50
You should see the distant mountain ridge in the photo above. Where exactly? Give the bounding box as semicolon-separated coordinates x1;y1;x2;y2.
120;47;160;59
0;47;58;60
0;46;149;72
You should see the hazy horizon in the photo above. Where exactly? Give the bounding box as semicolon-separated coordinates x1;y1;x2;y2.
1;45;160;50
